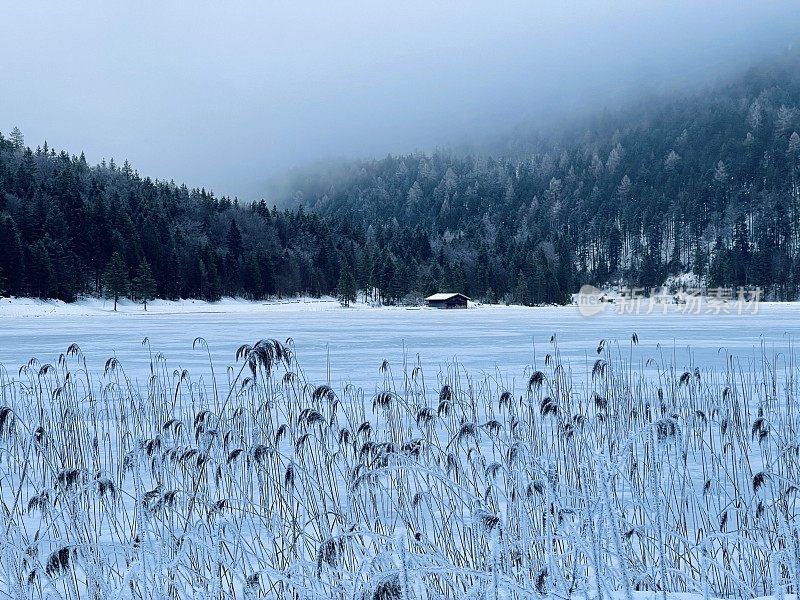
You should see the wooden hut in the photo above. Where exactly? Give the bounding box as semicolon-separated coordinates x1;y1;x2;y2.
424;293;470;309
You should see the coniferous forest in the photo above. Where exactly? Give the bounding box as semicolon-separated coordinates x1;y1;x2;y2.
2;53;800;305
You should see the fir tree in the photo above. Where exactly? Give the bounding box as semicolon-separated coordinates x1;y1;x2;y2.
337;263;357;307
226;220;243;258
9;126;24;150
132;258;157;311
104;252;129;311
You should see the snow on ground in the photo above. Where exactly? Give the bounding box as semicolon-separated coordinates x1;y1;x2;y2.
2;295;799;393
0;295;350;317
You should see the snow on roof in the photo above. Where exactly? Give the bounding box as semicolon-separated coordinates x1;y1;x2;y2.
425;293;471;301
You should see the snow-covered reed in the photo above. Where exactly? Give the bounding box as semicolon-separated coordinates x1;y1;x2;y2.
0;335;797;599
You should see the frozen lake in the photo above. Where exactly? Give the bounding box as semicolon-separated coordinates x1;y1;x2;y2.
1;298;799;598
2;299;799;392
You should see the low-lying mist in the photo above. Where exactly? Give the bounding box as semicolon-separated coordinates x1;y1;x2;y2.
1;2;798;202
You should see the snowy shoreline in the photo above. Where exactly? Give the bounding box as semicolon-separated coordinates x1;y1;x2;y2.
0;295;519;318
0;295;376;318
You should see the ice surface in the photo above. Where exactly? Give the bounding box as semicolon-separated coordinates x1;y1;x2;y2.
1;297;797;392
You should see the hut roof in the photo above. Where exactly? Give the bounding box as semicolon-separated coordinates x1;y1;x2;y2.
425;293;471;302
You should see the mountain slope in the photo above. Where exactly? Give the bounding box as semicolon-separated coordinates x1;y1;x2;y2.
282;52;800;301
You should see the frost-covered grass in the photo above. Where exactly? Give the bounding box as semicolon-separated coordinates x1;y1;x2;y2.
0;335;798;598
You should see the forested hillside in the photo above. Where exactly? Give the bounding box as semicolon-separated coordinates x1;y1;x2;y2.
283;54;800;302
3;54;800;305
0;132;366;303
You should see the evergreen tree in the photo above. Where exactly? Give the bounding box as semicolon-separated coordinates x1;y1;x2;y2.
132;258;157;310
0;216;25;295
9;126;24;150
608;225;622;275
708;238;728;288
27;239;53;298
226;220;243;258
337;263;357;307
242;253;263;299
731;214;751;287
692;243;708;279
104;252;129;311
379;255;398;304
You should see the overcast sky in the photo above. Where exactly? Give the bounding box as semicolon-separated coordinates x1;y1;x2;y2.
0;1;797;200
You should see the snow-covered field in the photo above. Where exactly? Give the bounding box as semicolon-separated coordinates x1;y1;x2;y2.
1;298;799;599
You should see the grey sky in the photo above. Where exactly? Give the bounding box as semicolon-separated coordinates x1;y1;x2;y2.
1;1;797;200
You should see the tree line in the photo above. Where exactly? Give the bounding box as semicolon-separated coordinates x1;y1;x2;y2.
0;132;372;306
2;52;800;306
0;126;572;307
